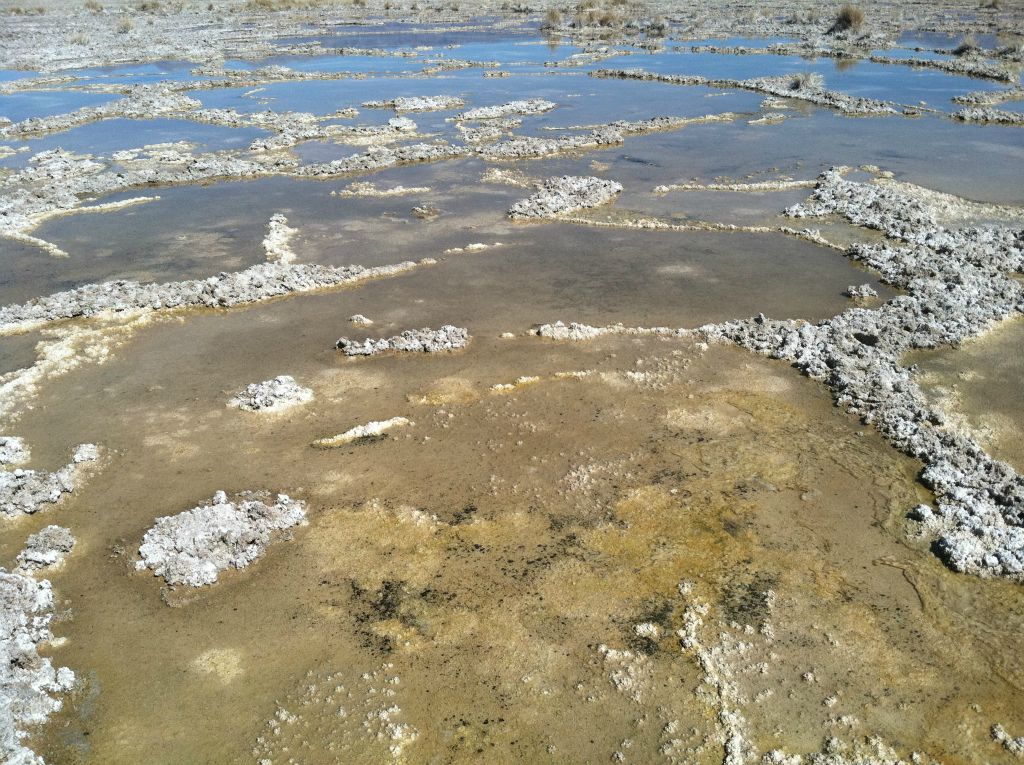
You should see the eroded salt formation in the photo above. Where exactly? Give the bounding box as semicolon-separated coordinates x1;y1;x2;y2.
15;526;75;573
457;98;556;120
508;175;623;219
136;491;306;587
0;569;75;764
0;444;100;518
336;326;470;356
229;376;313;413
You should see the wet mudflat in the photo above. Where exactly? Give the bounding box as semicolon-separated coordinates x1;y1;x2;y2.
2;2;1024;764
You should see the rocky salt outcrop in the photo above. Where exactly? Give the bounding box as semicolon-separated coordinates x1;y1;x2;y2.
0;569;75;764
845;284;879;298
0;444;100;518
229;375;313;413
508;176;623;219
15;526;75;573
336;326;469;356
136;491;306;587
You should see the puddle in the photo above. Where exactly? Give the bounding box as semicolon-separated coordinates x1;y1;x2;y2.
913;316;1024;474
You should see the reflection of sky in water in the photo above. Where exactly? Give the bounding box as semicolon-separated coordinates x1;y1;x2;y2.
0;119;268;169
0;89;116;122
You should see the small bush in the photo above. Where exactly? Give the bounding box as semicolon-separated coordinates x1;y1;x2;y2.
69;32;90;44
789;71;824;90
116;17;133;32
830;3;864;33
541;7;561;29
84;0;103;10
953;33;980;55
137;0;160;11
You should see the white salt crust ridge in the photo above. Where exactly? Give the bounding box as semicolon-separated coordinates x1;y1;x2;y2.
229;375;313;413
362;95;465;112
508;175;624;219
0;258;422;336
456;98;556;120
336;325;470;356
136;491;307;587
0;568;75;765
15;526;75;573
0;444;100;518
312;417;412;447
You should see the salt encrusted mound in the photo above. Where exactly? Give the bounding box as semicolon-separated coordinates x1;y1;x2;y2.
136;491;307;587
458;98;556;120
336;325;469;356
15;526;75;573
229;375;313;412
0;569;75;764
845;284;878;298
0;438;29;467
0;444;100;518
535;321;613;341
508;176;624;220
362;95;465;112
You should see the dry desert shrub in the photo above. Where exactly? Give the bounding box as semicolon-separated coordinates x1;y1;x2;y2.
829;3;864;33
